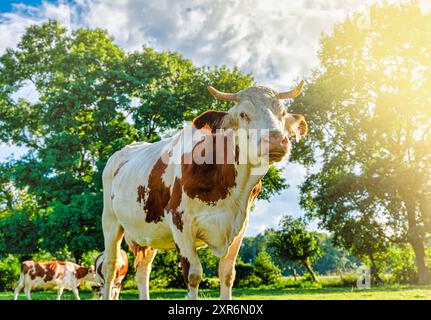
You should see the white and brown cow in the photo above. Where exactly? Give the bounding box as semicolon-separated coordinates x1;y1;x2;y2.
101;82;308;300
13;261;95;300
93;250;129;299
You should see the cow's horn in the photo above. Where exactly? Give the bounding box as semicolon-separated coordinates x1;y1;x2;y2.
207;86;237;101
278;80;305;99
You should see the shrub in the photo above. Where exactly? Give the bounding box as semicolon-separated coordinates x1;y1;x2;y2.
253;251;282;285
200;277;219;289
81;250;101;267
198;248;219;278
234;261;262;288
151;250;184;288
0;254;21;291
387;246;418;284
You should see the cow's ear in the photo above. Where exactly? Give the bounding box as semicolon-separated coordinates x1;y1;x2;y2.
285;113;308;141
192;110;234;132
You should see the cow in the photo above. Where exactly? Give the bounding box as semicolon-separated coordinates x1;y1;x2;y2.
93;250;129;300
101;81;308;300
13;261;95;300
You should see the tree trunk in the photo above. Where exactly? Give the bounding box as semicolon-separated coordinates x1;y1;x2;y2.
73;252;82;264
302;260;319;282
369;254;383;285
405;199;431;285
337;268;344;283
408;233;431;285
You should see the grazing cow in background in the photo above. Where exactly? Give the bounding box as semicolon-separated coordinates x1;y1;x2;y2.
13;261;95;300
101;81;307;300
93;250;129;299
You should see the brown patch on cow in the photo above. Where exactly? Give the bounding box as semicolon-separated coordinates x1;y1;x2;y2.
136;157;170;224
179;255;190;286
75;266;90;279
115;251;129;286
249;180;262;204
43;262;58;281
181;134;237;205
192;110;228;133
136;185;146;203
113;160;129;177
167;178;184;231
127;240;142;257
57;265;66;279
21;261;33;274
127;241;153;270
30;263;45;280
171;209;184;232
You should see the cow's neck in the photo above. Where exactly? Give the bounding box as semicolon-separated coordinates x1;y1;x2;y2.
229;161;266;219
235;163;264;195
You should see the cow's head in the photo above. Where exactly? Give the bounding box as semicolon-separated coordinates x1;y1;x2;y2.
85;265;96;281
193;81;307;165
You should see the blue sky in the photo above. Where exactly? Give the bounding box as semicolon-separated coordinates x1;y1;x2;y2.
0;1;56;12
1;0;427;235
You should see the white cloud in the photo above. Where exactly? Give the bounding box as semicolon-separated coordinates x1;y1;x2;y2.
0;0;389;84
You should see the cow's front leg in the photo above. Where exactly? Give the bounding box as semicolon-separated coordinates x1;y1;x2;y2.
218;219;247;300
72;286;81;300
175;240;203;300
134;246;157;300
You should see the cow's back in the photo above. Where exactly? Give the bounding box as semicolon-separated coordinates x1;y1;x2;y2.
20;261;70;288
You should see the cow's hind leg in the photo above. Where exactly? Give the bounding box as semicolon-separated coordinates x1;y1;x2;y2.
56;285;64;300
134;246;157;300
24;284;32;300
101;211;124;300
13;274;24;300
72;286;81;300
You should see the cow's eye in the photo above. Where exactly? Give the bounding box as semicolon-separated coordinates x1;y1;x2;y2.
281;110;287;117
240;112;250;121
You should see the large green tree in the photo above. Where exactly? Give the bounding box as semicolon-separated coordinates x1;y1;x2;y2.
294;2;431;284
0;21;287;260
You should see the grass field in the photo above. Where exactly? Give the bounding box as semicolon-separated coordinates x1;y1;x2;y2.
2;285;431;300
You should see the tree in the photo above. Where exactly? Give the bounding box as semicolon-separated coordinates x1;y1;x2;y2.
294;2;431;284
240;231;272;264
313;233;358;275
253;250;282;285
269;216;320;282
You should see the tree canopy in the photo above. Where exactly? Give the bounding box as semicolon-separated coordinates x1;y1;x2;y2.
293;1;431;284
